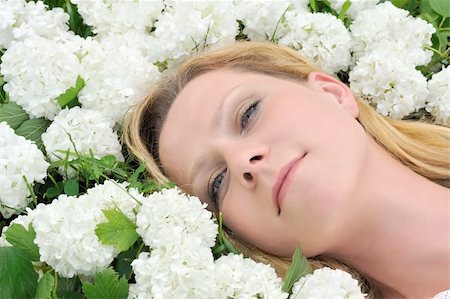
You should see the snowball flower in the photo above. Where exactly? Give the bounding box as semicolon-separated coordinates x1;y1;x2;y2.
214;253;288;299
78;33;160;123
84;180;143;221
129;246;217;299
426;66;450;125
71;0;164;36
32;180;140;278
349;48;428;119
289;267;365;299
41;107;123;173
0;122;49;218
350;1;435;67
136;188;217;249
0;0;69;49
1;34;83;119
32;194;115;278
235;0;293;42
148;1;238;66
279;12;352;73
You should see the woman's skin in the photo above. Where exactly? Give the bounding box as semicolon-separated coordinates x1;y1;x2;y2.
158;69;449;298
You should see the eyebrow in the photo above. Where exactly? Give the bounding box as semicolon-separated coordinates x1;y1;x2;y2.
188;84;244;198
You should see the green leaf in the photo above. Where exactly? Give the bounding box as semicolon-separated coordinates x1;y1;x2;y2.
4;223;40;261
35;272;56;299
64;178;79;196
100;154;117;168
0;246;39;298
96;209;139;253
391;0;410;8
337;0;351;20
0;102;29;129
429;0;450;17
56;76;84;108
82;268;128;299
281;247;313;293
15;118;51;151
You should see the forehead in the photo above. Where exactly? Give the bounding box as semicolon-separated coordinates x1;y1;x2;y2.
158;70;239;184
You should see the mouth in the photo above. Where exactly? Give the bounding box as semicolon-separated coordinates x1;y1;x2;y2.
272;154;306;215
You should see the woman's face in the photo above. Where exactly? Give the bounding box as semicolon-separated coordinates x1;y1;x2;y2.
159;69;369;257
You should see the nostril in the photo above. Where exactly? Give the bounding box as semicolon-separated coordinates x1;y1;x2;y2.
243;172;253;180
250;155;262;163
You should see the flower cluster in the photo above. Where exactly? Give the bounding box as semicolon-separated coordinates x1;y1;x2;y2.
290;267;365;299
70;0;164;36
131;188;290;298
0;122;48;218
349;2;435;118
77;33;160;123
1;34;83;119
426;66;450;125
148;1;238;67
0;0;69;49
31;180;141;278
41;107;124;174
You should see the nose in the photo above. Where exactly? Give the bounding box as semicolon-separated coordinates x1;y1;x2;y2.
221;141;268;188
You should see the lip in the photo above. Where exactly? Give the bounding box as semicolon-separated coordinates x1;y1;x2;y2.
272;154;306;215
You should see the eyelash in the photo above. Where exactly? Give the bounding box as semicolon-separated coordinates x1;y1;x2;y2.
208;99;261;204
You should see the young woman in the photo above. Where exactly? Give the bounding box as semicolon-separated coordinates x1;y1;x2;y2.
124;42;449;298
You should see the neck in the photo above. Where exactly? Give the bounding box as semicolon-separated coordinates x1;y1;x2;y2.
327;139;449;298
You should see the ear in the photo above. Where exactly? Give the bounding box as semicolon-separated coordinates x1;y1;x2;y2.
307;72;359;118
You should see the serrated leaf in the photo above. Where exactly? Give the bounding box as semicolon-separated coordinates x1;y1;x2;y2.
56;76;85;108
0;246;39;298
15;118;51;151
429;0;450;17
64;179;79;196
0;102;29;129
4;223;40;261
35;272;55;299
281;247;313;293
96;209;139;253
82;267;128;299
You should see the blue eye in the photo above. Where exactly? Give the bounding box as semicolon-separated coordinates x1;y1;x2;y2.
241;100;260;129
209;170;226;203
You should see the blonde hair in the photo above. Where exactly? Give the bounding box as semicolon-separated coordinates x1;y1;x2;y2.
123;41;450;297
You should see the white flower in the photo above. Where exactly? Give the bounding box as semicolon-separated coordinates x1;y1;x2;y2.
0;122;49;218
349;48;429;119
70;0;164;36
32;180;140;278
289;267;365;299
214;253;288;299
279;12;352;73
32;194;115;278
0;0;69;49
426;66;450;125
84;180;142;221
41;107;124;173
235;0;292;42
328;0;379;19
136;188;217;250
0;34;83;120
129;246;217;299
148;1;238;65
78;33;160;123
350;1;435;67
